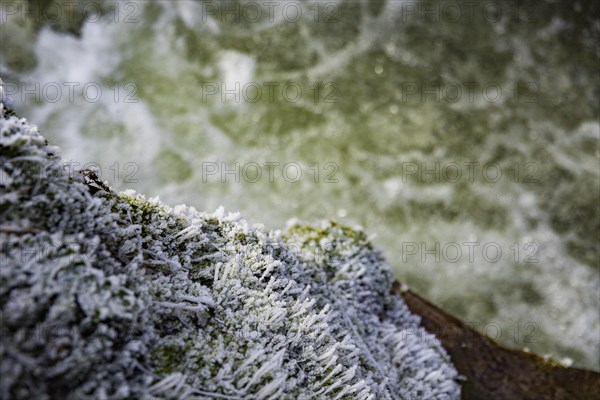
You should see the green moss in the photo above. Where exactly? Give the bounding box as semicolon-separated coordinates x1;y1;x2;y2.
119;193;175;225
151;342;192;375
284;220;370;247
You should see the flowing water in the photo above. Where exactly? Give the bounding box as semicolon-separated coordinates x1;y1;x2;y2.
1;0;599;370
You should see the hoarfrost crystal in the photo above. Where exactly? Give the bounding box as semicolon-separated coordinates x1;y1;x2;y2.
0;103;460;399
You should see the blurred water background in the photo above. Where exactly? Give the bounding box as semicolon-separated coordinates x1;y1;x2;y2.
1;0;599;369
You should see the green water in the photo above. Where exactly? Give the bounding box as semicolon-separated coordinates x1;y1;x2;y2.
1;0;599;369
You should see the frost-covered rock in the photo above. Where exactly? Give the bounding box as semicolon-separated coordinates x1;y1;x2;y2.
0;103;460;399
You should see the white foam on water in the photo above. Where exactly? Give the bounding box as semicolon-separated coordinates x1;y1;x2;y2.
217;50;256;107
33;22;119;85
13;17;166;194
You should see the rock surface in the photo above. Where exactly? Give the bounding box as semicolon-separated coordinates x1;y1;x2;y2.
394;282;600;399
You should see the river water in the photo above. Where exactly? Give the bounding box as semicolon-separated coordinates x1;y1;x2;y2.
1;0;599;370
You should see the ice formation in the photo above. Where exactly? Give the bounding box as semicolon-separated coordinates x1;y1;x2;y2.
0;103;460;399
